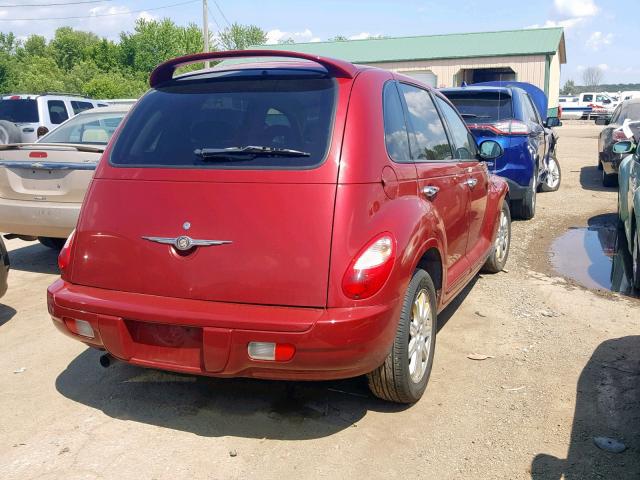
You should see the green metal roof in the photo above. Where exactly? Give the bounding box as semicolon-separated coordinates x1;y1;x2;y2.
253;28;566;64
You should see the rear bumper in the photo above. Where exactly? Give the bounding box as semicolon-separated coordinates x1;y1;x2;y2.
47;279;399;380
601;151;622;175
0;197;79;238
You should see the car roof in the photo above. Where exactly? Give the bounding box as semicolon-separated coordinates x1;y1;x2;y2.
440;86;514;95
77;104;132;114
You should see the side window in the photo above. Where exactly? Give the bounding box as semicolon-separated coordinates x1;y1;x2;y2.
398;83;452;161
524;94;541;124
71;101;94;115
47;100;69;125
610;105;622;123
583;94;593;102
434;96;478;160
382;82;411;162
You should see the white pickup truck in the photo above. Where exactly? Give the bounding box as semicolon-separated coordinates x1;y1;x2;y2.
559;92;616;120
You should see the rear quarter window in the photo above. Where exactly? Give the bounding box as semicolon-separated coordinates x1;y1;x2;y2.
0;99;38;123
110;71;336;169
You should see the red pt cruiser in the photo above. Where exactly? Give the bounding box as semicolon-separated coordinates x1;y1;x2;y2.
47;51;510;404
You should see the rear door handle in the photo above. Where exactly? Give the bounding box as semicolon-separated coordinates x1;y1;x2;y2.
422;186;439;199
464;178;478;188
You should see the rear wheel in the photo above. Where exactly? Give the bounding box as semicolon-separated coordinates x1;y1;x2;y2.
0;120;21;145
38;237;66;250
540;153;561;192
482;200;511;273
602;167;618;187
367;269;436;404
512;170;537;220
633;229;640;289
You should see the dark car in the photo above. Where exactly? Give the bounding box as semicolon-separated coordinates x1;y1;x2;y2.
441;84;561;220
47;49;510;405
0;237;8;298
596;98;640;187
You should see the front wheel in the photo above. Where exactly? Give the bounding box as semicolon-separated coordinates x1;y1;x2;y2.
367;269;437;404
482;199;511;273
540;153;561;192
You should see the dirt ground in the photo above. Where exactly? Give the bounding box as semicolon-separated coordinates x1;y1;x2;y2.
1;122;638;480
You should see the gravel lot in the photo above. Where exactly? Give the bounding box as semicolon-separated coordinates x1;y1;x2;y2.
1;122;638;480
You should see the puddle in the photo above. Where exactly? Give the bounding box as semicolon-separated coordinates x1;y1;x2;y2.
550;215;639;298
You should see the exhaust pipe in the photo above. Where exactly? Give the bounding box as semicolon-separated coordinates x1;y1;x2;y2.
99;354;115;368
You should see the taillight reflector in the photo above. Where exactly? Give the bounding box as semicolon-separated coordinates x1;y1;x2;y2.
29;151;47;158
248;342;296;362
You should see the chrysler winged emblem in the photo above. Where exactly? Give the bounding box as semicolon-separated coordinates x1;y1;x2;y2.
143;222;231;251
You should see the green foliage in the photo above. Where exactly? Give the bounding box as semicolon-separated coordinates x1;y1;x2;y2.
0;19;267;99
328;35;348;42
561;80;576;95
218;22;267;50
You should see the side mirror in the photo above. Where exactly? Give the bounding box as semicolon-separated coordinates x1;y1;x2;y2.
545;117;562;128
478;140;504;160
595;116;610;126
612;141;635;155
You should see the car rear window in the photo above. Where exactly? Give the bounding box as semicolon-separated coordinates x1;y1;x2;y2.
110;70;336;169
622;104;640;122
0;99;38;123
442;91;513;123
40;111;126;145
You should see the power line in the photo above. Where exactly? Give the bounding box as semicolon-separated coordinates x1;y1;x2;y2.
212;0;231;27
0;0;199;21
0;0;113;7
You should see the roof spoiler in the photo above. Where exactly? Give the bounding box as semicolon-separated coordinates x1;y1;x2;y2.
149;49;358;87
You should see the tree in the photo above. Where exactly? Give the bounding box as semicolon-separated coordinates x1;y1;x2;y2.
582;67;604;88
0;33;19;55
19;35;48;58
278;38;296;45
328;35;348;42
50;27;100;71
561;79;576;95
10;56;65;93
82;71;147;99
217;23;267;50
120;19;204;73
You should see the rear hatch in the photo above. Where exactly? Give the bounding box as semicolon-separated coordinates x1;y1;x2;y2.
0;97;40;143
70;68;348;307
0;145;100;203
442;89;514;169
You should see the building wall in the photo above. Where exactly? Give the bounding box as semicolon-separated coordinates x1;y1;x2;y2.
548;53;561;110
369;54;559;107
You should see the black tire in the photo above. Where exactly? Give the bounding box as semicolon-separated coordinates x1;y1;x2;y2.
597;152;603;170
482;199;511;273
38;237;66;250
0;120;21;145
367;269;437;404
633;229;640;289
511;166;537;220
540;152;561;192
602;168;618;187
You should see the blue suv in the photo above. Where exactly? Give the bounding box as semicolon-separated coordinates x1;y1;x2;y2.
441;82;561;219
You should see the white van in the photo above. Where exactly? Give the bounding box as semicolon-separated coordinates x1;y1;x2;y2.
0;93;107;144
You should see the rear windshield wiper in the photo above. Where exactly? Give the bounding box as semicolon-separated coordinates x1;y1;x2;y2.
194;145;311;161
460;114;491;119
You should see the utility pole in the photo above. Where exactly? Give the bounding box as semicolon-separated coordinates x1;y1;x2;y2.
203;0;210;68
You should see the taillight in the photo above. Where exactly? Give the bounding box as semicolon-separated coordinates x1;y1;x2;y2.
29;151;47;158
613;129;627;141
342;233;395;300
468;120;530;136
58;229;76;273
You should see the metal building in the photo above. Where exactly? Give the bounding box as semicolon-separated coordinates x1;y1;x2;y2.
257;28;567;115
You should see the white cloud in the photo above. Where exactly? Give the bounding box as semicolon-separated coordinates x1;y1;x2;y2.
137;11;158;22
266;28;320;44
586;31;613;50
553;0;598;18
598;63;609;71
526;18;583;29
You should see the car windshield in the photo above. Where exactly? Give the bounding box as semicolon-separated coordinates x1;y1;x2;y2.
39;111;126;145
109;69;336;169
0;99;38;123
443;91;513;123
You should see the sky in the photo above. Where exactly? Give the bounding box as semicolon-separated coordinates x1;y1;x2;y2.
0;0;637;85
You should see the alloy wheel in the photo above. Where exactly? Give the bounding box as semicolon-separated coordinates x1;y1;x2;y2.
495;209;509;263
408;289;433;384
546;158;560;189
